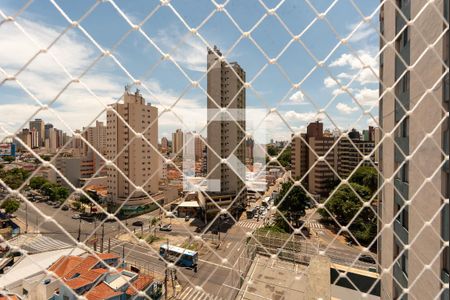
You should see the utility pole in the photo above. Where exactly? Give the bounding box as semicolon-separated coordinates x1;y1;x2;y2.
101;223;105;253
77;218;82;242
25;202;28;234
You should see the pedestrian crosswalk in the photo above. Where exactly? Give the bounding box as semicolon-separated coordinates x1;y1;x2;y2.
176;286;223;300
237;220;263;230
7;235;73;253
304;221;324;229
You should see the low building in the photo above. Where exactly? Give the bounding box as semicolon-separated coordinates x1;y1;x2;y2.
20;253;162;300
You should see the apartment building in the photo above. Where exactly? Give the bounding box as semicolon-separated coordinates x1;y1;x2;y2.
29;118;45;147
338;128;376;178
205;46;247;217
83;120;107;156
172;128;183;156
291;121;338;198
379;1;449;299
106;89;159;208
161;136;169;153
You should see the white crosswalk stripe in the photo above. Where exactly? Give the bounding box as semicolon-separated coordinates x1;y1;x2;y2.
304;221;324;229
237;220;263;230
7;235;73;253
176;286;223;300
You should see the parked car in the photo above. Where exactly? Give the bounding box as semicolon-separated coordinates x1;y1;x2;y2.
160;224;172;231
185;215;190;222
132;220;144;227
61;205;69;211
358;255;376;264
72;214;81;220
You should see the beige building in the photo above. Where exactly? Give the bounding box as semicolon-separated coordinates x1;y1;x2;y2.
172;129;183;156
29;118;45;147
83;120;107;156
44;127;58;154
291;121;338;198
205;46;247;216
106;89;159;208
337;128;376;178
379;1;449;299
15;128;32;150
161;136;169;153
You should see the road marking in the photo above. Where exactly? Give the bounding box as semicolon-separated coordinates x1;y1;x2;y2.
236;220;263;230
177;286;223;300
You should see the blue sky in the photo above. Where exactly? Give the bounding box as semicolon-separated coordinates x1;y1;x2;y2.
0;0;381;142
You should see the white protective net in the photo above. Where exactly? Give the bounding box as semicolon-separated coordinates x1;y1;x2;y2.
0;0;449;300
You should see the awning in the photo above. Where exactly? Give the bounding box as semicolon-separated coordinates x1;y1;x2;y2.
178;201;200;208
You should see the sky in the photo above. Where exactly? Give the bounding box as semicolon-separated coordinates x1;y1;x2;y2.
0;0;381;143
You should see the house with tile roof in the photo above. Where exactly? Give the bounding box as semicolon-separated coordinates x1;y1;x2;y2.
20;253;162;300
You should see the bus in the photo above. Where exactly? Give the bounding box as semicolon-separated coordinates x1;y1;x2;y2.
159;244;198;268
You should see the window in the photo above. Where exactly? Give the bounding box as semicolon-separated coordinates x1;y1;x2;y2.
401;117;409;137
402;72;409;93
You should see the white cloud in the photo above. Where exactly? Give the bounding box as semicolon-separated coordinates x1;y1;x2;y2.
282;90;307;105
324;77;338;88
155;27;206;72
329;50;379;85
284;111;325;122
347;22;377;43
355;88;379;107
367;116;379;127
0;17;206;140
336;102;358;114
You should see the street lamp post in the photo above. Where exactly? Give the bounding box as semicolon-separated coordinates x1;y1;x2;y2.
77;218;82;242
25;202;28;234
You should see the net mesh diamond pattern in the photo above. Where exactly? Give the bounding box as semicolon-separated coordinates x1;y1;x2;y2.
0;0;449;300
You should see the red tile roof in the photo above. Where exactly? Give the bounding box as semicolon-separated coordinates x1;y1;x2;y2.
47;252;154;299
48;256;84;278
126;274;154;295
85;283;122;300
65;277;91;290
0;295;19;300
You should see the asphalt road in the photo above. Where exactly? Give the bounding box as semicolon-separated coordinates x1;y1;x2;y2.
14;192;377;299
14;201;250;299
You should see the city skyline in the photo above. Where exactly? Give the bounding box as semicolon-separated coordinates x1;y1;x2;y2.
0;1;380;143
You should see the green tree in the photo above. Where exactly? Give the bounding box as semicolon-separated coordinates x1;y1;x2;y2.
30;176;48;190
350;166;378;195
277;147;291;168
274;181;310;230
53;186;69;203
79;190;99;212
41;182;57;198
1;198;20;214
320;183;377;245
0;168;30;189
267;145;278;156
2;156;15;163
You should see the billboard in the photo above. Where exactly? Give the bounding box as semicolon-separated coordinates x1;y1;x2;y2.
0;143;16;157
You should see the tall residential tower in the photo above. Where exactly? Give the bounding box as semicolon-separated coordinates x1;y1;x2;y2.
379;1;449;299
106;88;159;209
206;46;247;216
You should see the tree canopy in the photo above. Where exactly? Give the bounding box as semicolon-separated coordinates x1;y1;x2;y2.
274;181;310;231
1;198;20;214
320;182;377;245
0;168;30;189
